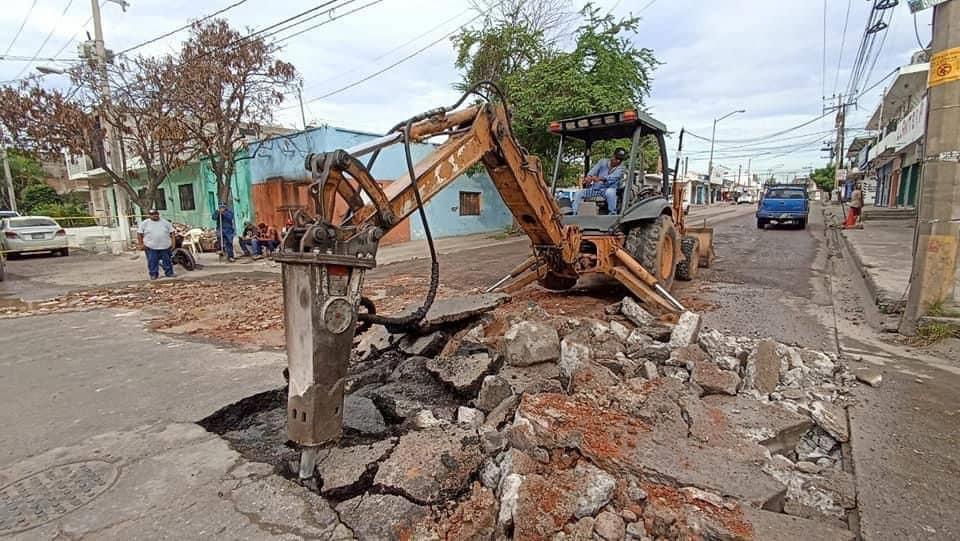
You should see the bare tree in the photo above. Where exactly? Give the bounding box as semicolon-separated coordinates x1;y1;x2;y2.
470;0;577;44
0;53;197;212
174;19;297;209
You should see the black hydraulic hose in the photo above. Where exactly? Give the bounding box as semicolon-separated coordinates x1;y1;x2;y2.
357;81;511;332
358;119;440;333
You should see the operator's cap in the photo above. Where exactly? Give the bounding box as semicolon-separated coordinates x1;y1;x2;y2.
148;208;159;214
613;148;627;160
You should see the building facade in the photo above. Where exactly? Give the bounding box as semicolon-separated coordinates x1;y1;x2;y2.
862;57;928;209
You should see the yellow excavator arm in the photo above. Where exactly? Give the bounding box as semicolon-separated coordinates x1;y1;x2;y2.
276;90;685;482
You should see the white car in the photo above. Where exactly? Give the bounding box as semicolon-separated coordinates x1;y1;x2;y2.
1;216;69;256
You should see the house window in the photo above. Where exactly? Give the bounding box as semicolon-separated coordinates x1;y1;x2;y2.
459;191;481;216
178;184;196;211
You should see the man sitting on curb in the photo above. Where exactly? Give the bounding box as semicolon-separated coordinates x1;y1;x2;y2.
571;147;627;215
136;209;176;280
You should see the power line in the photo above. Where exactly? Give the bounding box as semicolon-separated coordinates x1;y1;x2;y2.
301;5;498;105
118;0;250;55
0;55;80;62
833;0;853;95
264;0;382;44
3;0;40;57
284;5;475;108
686;111;832;145
13;0;77;79
913;12;928;50
822;0;827;99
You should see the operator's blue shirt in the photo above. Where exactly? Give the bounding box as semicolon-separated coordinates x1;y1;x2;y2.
213;208;236;235
583;158;625;197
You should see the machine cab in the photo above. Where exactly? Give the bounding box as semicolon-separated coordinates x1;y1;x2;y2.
548;109;672;232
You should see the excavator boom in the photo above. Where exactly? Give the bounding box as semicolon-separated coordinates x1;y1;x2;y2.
276;90;684;483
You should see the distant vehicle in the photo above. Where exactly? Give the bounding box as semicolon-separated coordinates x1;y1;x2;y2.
0;216;69;256
756;185;809;229
737;193;756;204
0;210;20;219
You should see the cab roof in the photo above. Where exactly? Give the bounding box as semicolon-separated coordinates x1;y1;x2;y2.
549;109;667;144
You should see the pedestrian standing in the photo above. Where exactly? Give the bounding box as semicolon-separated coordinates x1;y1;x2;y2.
850;183;865;223
213;203;236;262
137;209;176;280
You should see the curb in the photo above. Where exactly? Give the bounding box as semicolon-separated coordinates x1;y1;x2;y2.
823;207;906;315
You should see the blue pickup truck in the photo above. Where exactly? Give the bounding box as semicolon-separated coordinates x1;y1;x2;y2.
756;185;809;229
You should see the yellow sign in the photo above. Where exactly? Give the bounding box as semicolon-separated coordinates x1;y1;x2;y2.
929;46;960;87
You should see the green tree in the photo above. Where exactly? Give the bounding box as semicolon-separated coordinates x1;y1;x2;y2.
811;164;836;194
31;202;95;227
455;3;660;185
20;183;61;213
0;149;44;209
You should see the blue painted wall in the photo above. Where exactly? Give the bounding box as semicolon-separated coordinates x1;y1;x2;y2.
247;125;513;239
247;125;434;183
410;173;514;240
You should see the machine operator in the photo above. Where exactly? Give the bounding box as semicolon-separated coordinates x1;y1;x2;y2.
571;147;627;215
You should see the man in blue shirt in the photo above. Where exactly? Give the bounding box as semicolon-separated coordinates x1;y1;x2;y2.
572;147;627;214
213;203;236;262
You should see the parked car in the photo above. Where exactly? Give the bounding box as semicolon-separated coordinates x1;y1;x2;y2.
737;193;756;204
756;185;809;229
0;210;20;219
0;216;69;256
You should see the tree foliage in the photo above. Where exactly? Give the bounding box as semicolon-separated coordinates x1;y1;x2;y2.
0;149;44;210
176;20;297;208
454;2;660;185
811;164;836;193
20;183;61;213
0;18;297;214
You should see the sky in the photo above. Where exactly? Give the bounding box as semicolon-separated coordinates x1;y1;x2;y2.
0;0;934;182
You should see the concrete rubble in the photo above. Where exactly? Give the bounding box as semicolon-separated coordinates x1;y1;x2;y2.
208;294;860;540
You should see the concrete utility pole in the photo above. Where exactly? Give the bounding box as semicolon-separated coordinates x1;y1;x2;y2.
903;1;960;331
1;143;16;212
91;0;132;246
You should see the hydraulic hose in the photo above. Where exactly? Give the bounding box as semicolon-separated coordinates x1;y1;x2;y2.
358;119;440;333
357;81;510;333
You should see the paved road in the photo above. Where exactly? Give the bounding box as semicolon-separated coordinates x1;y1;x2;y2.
690;204;960;540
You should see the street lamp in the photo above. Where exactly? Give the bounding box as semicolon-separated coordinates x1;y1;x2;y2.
707;109;746;181
36;66;66;75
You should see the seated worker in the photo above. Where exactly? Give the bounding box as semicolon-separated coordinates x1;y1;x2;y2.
239;222;258;257
571;147;627;215
254;222;281;257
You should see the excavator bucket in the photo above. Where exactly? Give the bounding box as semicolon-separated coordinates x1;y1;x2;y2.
686;223;716;268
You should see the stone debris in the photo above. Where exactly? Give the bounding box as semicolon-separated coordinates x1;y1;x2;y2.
668;311;702;348
342;394;387;436
807;400;850;443
425;351;494;393
211;291;858;540
853;366;883;387
621;296;655;327
502;320;560;366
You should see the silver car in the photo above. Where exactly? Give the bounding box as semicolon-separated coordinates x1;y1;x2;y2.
1;216;69;256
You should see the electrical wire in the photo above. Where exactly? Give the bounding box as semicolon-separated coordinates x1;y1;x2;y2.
686;111;831;145
265;0;383;43
118;0;250;55
913;12;927;50
301;8;494;104
833;0;853;95
822;0;827;99
12;0;77;80
3;0;40;57
282;4;475;107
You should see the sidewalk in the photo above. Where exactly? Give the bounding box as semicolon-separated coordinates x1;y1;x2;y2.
828;205;913;314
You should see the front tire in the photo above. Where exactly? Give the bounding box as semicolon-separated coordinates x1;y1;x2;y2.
756;218;766;229
625;214;679;291
57;247;69;257
676;236;701;281
797;218;807;229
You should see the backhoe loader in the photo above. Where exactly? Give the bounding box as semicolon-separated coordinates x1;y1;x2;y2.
272;82;713;481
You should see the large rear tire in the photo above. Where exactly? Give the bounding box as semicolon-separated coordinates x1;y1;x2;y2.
538;271;578;291
625;214;679;291
676;235;701;281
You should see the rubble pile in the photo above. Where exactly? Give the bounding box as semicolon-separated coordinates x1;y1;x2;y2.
209;294;860;540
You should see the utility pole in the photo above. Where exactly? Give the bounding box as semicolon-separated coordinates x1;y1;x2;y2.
91;0;131;246
707;109;746;184
297;82;308;130
1;142;16;212
903;1;960;331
